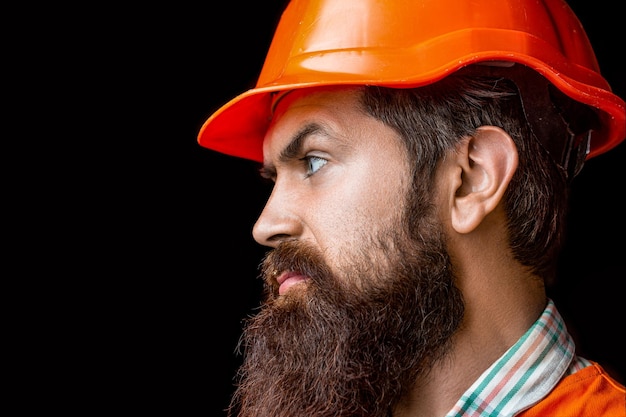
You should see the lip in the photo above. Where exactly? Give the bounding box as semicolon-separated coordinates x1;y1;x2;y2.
276;271;308;295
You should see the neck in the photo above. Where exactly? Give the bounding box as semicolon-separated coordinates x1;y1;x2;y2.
394;224;547;416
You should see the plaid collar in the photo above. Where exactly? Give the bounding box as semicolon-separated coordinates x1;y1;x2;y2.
445;299;588;416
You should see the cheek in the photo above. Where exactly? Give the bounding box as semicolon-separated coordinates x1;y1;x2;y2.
311;175;407;264
345;161;409;225
306;136;410;266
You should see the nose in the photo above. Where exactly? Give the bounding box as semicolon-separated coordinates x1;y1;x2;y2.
252;184;303;248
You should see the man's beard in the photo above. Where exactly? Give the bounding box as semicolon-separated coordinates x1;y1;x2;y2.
227;200;464;417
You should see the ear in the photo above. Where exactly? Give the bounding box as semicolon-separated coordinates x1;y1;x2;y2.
449;126;518;234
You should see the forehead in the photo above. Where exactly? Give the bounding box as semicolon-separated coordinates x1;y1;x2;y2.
262;87;385;161
262;86;366;158
261;85;411;173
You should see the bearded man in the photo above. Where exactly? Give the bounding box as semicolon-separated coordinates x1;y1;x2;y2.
197;1;626;416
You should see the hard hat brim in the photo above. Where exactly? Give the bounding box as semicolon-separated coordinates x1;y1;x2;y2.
198;54;625;163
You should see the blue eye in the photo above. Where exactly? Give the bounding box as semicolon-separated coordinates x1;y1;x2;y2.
304;155;328;176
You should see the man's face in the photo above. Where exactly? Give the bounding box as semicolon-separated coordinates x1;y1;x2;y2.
231;87;464;417
253;87;413;293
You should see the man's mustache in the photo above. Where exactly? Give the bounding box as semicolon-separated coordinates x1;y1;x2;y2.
260;241;332;295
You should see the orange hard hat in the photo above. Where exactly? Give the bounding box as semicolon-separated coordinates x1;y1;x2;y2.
198;0;625;163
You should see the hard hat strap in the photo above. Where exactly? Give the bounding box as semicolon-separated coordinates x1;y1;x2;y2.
464;63;598;181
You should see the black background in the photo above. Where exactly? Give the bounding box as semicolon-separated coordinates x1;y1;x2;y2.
28;0;623;415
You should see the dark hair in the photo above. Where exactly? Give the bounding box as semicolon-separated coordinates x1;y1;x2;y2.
359;66;570;280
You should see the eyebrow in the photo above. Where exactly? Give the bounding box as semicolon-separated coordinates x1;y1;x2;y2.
260;122;325;179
